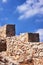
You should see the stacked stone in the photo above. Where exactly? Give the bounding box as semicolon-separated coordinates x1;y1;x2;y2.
0;25;6;38
0;54;19;65
0;52;43;65
6;36;43;62
6;24;15;37
0;24;43;65
0;38;6;52
18;33;29;43
0;36;43;65
0;24;15;38
0;53;34;65
19;33;39;42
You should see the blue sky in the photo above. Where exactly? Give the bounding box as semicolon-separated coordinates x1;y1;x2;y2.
0;0;43;41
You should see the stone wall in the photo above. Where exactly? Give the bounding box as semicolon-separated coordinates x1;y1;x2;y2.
0;25;43;65
28;33;39;42
0;25;39;42
6;24;15;37
0;31;39;52
0;38;6;52
0;25;6;37
18;33;39;42
0;37;43;65
6;37;43;65
0;24;15;37
18;33;29;43
6;37;43;58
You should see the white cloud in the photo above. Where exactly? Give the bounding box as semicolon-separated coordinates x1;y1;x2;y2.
17;0;43;20
2;0;7;3
36;29;43;42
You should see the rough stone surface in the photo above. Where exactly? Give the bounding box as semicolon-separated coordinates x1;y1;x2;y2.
6;37;43;65
0;38;6;52
0;25;43;65
19;33;39;42
0;24;15;37
0;25;39;42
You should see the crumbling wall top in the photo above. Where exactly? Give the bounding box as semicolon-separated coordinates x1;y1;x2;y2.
0;24;15;37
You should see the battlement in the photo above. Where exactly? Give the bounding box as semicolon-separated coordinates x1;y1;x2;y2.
0;24;39;52
0;24;15;37
19;33;39;42
0;25;43;65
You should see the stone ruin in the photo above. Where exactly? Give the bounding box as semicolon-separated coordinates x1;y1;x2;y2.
0;24;15;37
0;24;43;65
0;24;39;52
19;33;39;42
0;24;15;52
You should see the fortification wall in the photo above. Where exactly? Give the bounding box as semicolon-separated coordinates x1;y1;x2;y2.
6;37;43;58
0;38;6;52
19;33;39;42
0;24;15;37
0;25;6;37
0;32;39;52
6;37;43;65
0;36;43;65
0;25;43;65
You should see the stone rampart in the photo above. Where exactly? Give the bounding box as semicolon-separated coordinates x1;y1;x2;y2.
0;24;15;37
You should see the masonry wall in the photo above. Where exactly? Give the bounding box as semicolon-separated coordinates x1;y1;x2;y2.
6;24;15;37
18;33;39;43
0;25;6;37
0;24;15;37
0;39;6;52
6;37;43;61
0;25;39;53
28;33;39;42
6;38;43;65
0;36;43;65
18;33;29;43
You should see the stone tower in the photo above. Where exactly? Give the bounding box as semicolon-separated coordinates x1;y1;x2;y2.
6;24;15;37
19;33;39;42
0;24;15;37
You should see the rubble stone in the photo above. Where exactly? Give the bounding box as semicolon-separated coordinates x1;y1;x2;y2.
39;52;43;57
0;25;43;65
0;24;15;37
0;39;6;52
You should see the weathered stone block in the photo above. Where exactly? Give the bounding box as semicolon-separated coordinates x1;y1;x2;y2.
0;39;6;52
6;24;15;37
28;33;39;42
19;33;39;42
0;24;15;37
39;52;43;57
